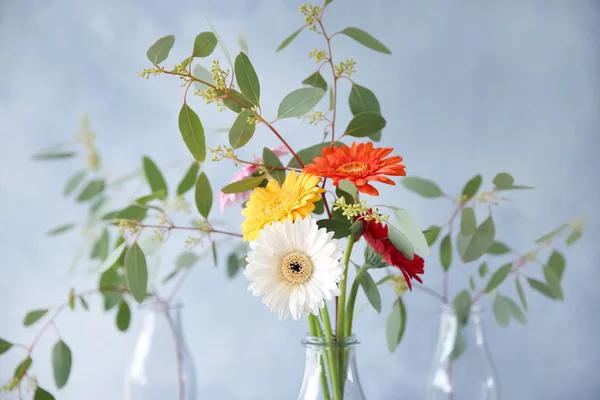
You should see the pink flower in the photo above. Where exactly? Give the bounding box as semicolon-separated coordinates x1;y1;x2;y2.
218;145;290;213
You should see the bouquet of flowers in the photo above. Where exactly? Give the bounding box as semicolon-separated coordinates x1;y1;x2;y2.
0;1;585;399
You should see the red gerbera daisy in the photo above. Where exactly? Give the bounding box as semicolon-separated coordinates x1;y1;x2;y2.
362;218;424;290
302;142;406;196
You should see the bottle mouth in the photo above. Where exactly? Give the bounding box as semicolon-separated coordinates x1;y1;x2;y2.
302;334;360;348
138;298;184;310
440;303;484;315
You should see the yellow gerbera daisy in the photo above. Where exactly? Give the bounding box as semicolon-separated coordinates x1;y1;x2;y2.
241;171;324;241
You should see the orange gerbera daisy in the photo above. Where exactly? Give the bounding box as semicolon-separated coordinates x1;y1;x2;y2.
302;142;406;196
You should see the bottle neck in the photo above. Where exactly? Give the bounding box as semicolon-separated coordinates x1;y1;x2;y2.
138;300;184;340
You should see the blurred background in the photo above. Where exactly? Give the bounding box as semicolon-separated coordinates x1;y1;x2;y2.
1;0;599;399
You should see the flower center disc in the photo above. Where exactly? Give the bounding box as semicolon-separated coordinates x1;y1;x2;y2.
281;252;314;284
264;191;293;217
337;161;368;175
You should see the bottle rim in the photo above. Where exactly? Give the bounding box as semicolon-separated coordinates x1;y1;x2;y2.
301;334;360;348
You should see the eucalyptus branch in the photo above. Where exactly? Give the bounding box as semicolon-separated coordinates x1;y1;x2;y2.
127;220;242;238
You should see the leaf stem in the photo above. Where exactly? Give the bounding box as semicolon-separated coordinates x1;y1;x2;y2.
320;304;342;400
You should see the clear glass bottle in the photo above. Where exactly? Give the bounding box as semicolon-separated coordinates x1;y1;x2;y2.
297;335;366;400
125;300;197;400
425;305;500;400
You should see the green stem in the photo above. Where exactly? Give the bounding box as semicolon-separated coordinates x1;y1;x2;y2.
308;315;331;400
375;275;392;286
321;304;342;400
336;234;355;337
344;264;370;337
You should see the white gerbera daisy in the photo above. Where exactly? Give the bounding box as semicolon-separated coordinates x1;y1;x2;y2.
245;216;344;320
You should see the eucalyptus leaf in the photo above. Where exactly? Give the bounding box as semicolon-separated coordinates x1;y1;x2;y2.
341;27;391;54
316;219;352;239
205;16;232;67
460;207;476;236
51;340;72;389
0;338;13;355
235;52;260;105
277;88;325;119
63;170;86;196
462;174;482;200
516;278;528;311
492;172;514;189
77;180;105;202
146;35;175;65
388;225;414;261
116;300;131;332
91;229;109;261
177;162;200;196
493;296;511;327
478;262;488;278
192;32;217;58
239;29;248;55
193;65;215;91
543;266;564;300
386;298;406;352
547;250;566;281
453;290;471;325
440;234;452;272
487;241;511;255
456;216;495;263
566;230;581;245
221;175;265;194
302;71;327;92
32;151;76;161
24;309;48;327
125;243;148;303
287;142;343;168
46;223;75;237
263;147;285;185
344;111;386;138
227;253;241;278
401;177;444;198
534;223;568;244
229;110;256;149
392;208;429;255
219;89;254;113
527;278;555;299
276;27;304;52
14;357;32;378
360;270;382;313
504;296;527;324
178;104;206;162
424;225;441;246
95;242;126;274
142;156;168;198
195;172;212;219
484;262;512;293
34;387;55;400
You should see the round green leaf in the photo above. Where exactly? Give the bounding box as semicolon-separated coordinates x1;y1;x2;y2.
24;309;48;327
116;300;131;332
302;71;327;92
192;32;217;58
478;262;489;277
456;216;496;263
221;175;265;194
52;340;72;389
547;250;566;281
424;225;441;246
146;35;175;65
195;172;213;218
142;156;168;198
349;84;380;115
493;296;511;327
492;172;514;189
527;278;555;299
440;234;452;272
401;177;444;198
484;262;512;293
487;241;511;255
461;174;482;200
34;386;55;400
234;52;260;106
277;88;325;119
229;110;256;149
543;266;564;300
393;209;429;255
178;104;206;162
460;207;477;236
125;243;148;304
316;219;352;240
388;225;414;261
344;111;386;138
262;147;285;185
340;27;391;54
0;338;13;355
176;162;200;196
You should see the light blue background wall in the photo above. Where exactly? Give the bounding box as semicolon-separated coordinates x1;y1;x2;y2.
1;0;599;399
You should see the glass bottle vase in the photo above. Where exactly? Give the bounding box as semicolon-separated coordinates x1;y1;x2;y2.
125;300;197;400
297;335;366;400
425;305;499;400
